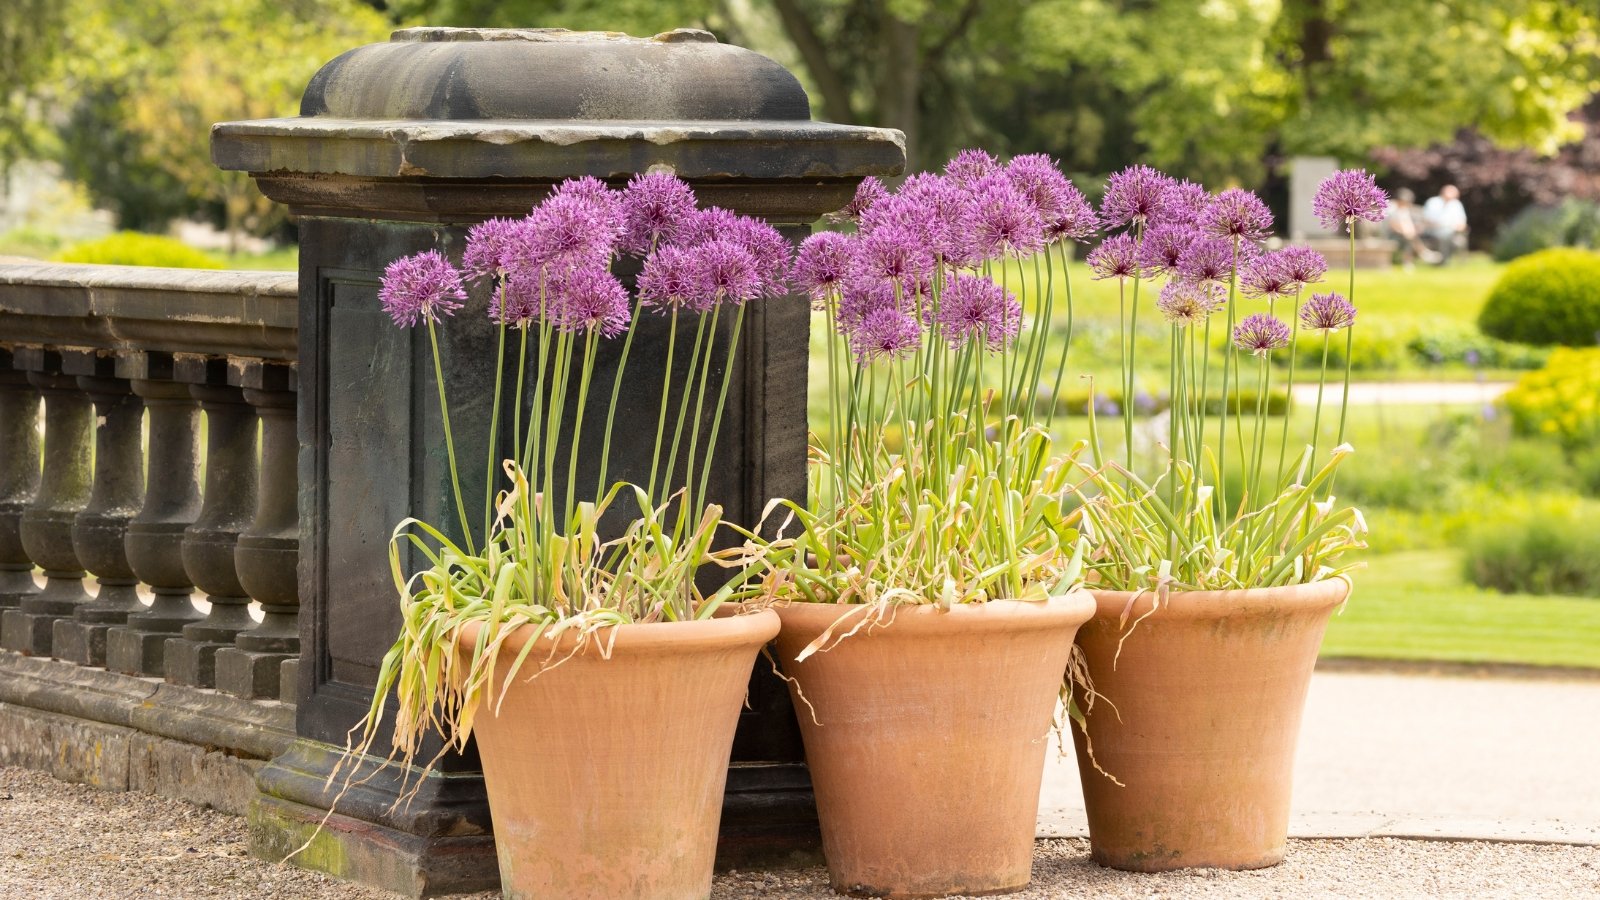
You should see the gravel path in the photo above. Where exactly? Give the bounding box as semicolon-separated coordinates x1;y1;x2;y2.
5;765;1599;899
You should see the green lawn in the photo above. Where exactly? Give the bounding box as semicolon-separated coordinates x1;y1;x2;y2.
1324;550;1600;669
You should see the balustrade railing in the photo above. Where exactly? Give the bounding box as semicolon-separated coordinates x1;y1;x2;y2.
0;263;300;702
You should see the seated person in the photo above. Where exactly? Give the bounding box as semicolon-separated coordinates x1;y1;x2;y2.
1422;185;1469;264
1384;189;1434;267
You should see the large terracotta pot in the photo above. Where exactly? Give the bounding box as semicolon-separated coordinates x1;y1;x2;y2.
774;593;1097;898
1071;579;1350;872
459;609;780;900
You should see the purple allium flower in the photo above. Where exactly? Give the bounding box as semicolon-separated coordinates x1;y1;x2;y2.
1276;245;1329;287
1087;233;1143;280
461;217;529;282
1200;187;1273;242
831;177;890;224
963;172;1046;260
636;245;700;313
1042;182;1100;243
620;172;696;255
854;224;936;284
1137;224;1197;276
1313;169;1388;232
1299;292;1357;332
835;278;897;332
1156;278;1226;326
936;273;1022;351
1239;253;1297;300
519;192;620;274
1100;164;1175;228
492;271;543;326
1232;313;1292;356
674;206;742;248
793;231;856;301
551;176;622;220
378;250;466;328
1176;235;1235;284
549;266;631;336
864;174;970;264
726;215;791;297
1156;180;1211;227
944;148;1001;186
688;240;764;308
848;307;922;364
1005;153;1074;220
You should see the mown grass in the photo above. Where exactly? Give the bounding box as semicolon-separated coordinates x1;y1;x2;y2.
1323;549;1600;669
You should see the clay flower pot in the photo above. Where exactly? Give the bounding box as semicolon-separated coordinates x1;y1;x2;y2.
459;609;780;900
774;593;1096;898
1071;579;1350;872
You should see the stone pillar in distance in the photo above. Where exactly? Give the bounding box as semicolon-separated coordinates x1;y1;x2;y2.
213;26;903;896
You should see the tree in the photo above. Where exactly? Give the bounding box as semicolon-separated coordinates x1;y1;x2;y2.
0;0;68;191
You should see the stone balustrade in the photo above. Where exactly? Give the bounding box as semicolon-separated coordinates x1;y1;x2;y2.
0;262;300;702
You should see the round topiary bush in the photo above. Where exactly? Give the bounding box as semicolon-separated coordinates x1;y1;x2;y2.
1477;248;1600;346
52;231;224;269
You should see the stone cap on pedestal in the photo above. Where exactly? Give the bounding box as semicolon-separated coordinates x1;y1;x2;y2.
211;27;905;222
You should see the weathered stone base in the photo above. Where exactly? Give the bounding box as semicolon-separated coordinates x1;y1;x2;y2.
216;646;293;700
105;626;175;677
52;618;111;667
0;607;60;655
164;636;229;688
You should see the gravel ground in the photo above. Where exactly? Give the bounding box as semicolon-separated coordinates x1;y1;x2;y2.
4;766;1597;899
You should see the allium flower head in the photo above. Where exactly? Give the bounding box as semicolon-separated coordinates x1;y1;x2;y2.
620;172;696;254
378;250;466;327
1137;224;1197;276
849;307;922;364
520;192;620;274
863;174;969;264
855;224;936;284
1157;278;1226;326
1087;233;1143;280
461;217;529;282
936;273;1022;351
1100;165;1175;228
675;206;742;248
550;266;631;336
1276;245;1328;287
1176;235;1234;283
493;271;544;326
1300;292;1357;332
962;172;1046;260
1157;180;1211;227
1043;183;1100;243
1200;188;1273;241
689;240;764;308
1313;169;1388;232
831;177;889;224
793;231;856;301
943;149;1001;186
1005;153;1075;221
836;278;896;332
728;215;791;297
1232;313;1292;356
551;176;622;221
1239;253;1297;300
636;245;700;313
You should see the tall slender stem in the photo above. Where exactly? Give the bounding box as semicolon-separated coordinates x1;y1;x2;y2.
565;330;599;524
694;304;747;517
425;319;474;554
647;309;681;500
597;297;644;495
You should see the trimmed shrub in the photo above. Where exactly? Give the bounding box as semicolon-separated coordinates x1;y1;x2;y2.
1463;498;1600;598
1492;199;1600;262
1477;248;1600;347
52;232;224;269
1500;347;1600;450
1404;323;1548;371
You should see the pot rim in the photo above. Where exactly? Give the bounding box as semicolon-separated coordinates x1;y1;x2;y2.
1087;577;1350;620
455;607;780;656
772;589;1096;637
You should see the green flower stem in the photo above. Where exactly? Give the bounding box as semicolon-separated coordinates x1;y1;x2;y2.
425;319;474;555
1275;286;1304;487
676;304;722;532
1220;237;1240;514
520;281;551;474
597;297;644;496
693;303;747;518
483;290;509;541
1330;228;1358;495
660;312;708;504
1125;273;1142;475
1044;243;1075;432
646;309;681;501
1168;324;1180;559
564;329;600;525
541;329;575;536
1310;330;1333;471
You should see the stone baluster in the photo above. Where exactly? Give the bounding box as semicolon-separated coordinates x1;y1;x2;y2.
0;352;41;611
1;354;94;656
108;361;205;677
164;374;259;688
55;368;147;667
217;364;300;701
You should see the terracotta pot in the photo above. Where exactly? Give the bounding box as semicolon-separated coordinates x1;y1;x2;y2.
774;593;1097;898
1071;579;1350;872
459;609;780;900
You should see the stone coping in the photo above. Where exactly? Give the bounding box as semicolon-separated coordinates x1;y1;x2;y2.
0;262;296;362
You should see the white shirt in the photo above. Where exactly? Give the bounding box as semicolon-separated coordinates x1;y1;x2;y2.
1423;196;1468;230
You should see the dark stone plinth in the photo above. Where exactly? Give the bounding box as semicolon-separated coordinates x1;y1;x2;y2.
0;360;41;610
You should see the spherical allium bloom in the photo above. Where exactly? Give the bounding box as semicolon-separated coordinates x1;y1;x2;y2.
1239;253;1297;300
849;306;922;364
835;278;896;332
944;148;1001;186
378;250;466;327
688;240;764;307
548;266;631;336
1156;278;1226;326
1176;235;1234;283
1100;164;1175;228
492;270;544;326
862;174;969;264
962;172;1046;260
1042;182;1100;244
1299;292;1357;332
551;176;622;220
831;176;890;224
636;245;700;313
936;273;1022;351
1313;169;1388;233
854;224;936;285
1157;180;1211;227
1232;313;1292;356
792;231;856;301
726;215;791;296
674;206;741;248
1200;187;1273;242
619;172;696;254
1087;233;1143;280
1005;153;1075;221
519;191;620;274
461;217;530;282
1136;224;1196;276
1276;244;1328;287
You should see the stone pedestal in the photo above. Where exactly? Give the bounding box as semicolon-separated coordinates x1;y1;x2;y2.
213;26;903;895
0;355;40;611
